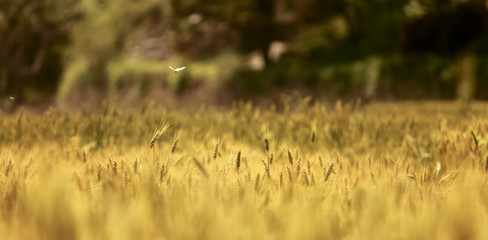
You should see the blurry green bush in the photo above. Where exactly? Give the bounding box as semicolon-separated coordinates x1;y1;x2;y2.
0;0;487;110
0;0;77;103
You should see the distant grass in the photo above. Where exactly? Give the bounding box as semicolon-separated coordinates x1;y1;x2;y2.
1;100;488;240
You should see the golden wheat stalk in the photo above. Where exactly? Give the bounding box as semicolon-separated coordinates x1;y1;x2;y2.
171;137;179;154
287;150;293;166
324;163;335;182
149;122;171;149
213;135;222;160
236;151;241;171
193;158;209;179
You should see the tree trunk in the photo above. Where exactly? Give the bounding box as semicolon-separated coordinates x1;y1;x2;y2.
457;50;476;108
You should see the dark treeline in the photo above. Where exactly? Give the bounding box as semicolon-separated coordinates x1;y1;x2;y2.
1;0;487;109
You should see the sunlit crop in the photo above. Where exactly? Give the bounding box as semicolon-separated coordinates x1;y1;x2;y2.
1;100;488;240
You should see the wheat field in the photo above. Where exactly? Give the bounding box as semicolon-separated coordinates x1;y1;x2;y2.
1;100;488;240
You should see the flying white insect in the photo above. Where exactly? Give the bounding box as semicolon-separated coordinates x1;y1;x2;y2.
169;66;186;73
9;96;15;101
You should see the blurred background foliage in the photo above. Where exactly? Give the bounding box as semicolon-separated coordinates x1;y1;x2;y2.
0;0;487;110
